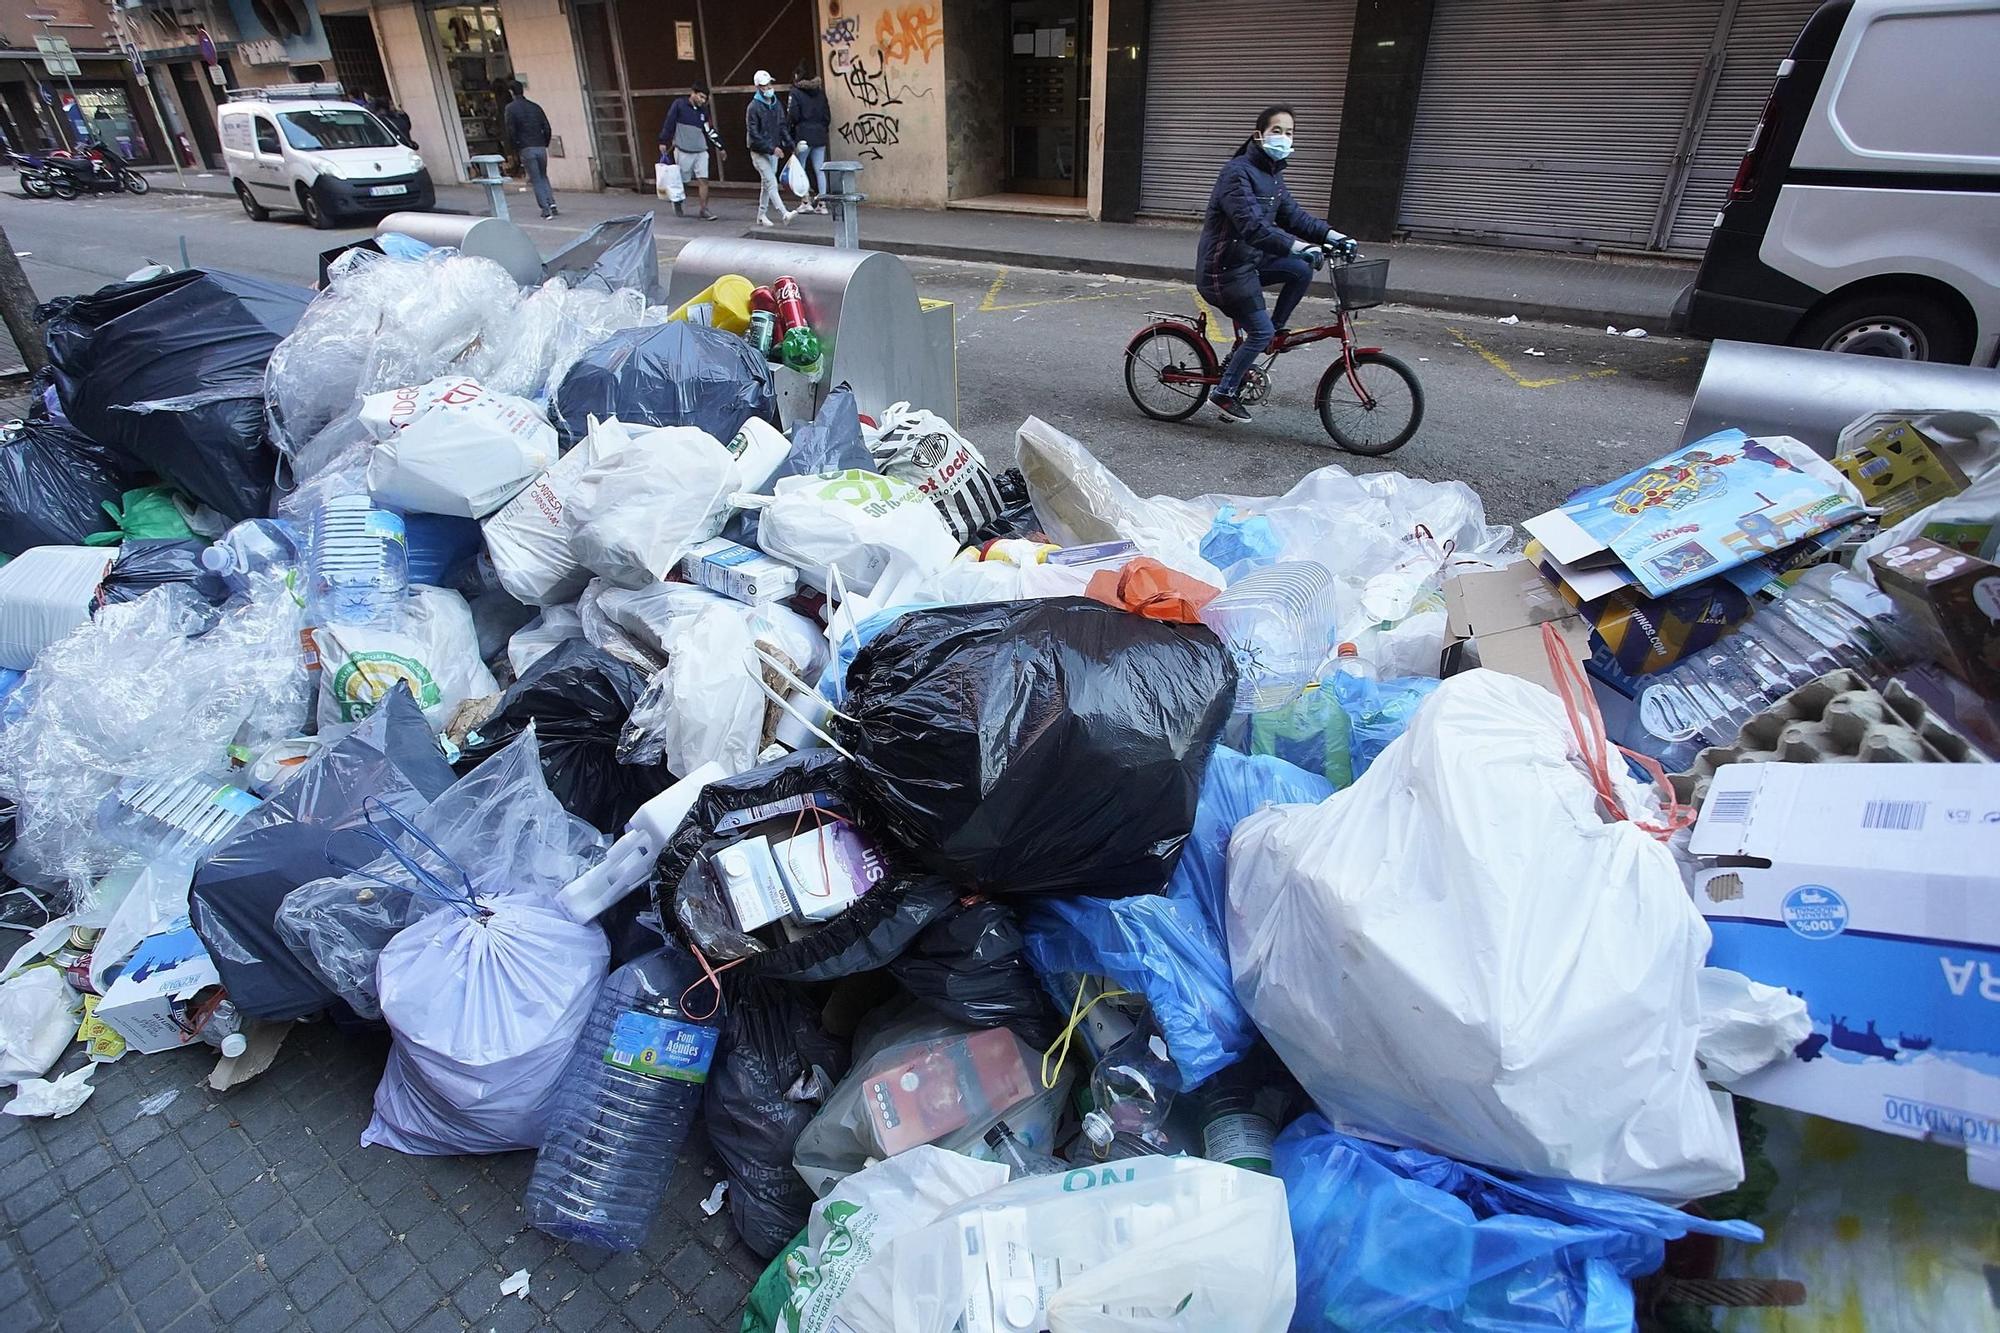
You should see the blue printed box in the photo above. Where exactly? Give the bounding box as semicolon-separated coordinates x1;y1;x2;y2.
1690;762;2000;1188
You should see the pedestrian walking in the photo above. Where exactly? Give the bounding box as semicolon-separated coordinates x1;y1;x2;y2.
658;82;724;220
503;81;558;219
786;62;831;214
746;70;793;228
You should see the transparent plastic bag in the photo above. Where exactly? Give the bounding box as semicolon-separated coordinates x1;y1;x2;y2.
0;577;311;894
507;604;584;679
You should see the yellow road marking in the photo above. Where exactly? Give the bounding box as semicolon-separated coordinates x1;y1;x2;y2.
977;265;1122;313
1446;326;1621;390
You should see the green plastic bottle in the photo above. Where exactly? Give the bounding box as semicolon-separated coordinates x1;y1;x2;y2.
780;323;823;377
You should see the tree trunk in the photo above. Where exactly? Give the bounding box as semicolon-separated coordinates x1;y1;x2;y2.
0;222;48;375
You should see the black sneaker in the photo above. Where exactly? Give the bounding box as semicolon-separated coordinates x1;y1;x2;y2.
1213;394;1252;424
673;201;684;217
544;206;559;219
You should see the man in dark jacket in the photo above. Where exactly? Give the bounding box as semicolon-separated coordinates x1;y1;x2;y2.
745;69;792;226
658;81;723;219
786;62;832;213
501;81;557;219
1196;107;1351;423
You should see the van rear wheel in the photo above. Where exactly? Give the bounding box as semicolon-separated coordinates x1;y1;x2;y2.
235;180;268;221
1793;290;1971;365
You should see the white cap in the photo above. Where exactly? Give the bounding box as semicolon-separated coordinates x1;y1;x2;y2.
753;69;773;86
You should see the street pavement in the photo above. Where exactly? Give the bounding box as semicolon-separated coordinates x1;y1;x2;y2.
0;187;1706;1332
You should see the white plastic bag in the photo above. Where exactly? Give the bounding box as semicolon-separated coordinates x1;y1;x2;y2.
1228;669;1743;1199
1696;966;1812;1084
3;1063;94;1117
645;604;762;776
568;420;739;587
836;1155;1297;1333
656;160;684;202
746;469;960;597
363;378;557;519
313;585;499;732
366;895;608;1154
0;546;115;671
0;967;80;1085
866;402;1007;543
481;429;601;607
785;153;810;200
506;604;583;679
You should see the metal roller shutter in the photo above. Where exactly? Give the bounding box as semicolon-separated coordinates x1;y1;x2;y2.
1138;0;1355;219
1665;0;1824;252
1400;0;1724;250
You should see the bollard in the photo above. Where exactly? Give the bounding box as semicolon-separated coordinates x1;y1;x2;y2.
467;154;510;220
823;160;867;251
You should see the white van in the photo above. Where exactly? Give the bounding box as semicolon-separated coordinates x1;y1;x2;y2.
219;85;434;230
1679;0;2000;366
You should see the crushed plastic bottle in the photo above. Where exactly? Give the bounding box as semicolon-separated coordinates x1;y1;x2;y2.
985;1120;1066;1179
95;774;261;867
1082;1027;1182;1158
1199;561;1342;713
308;495;409;627
524;948;717;1251
200;518;299;594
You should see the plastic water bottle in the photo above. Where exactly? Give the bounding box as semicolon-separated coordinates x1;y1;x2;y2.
524;948;718;1251
1333;641;1378;682
96;773;261;866
200;519;299;593
1198;561;1342;712
1635;567;1927;771
985;1120;1066;1179
1081;1027;1181;1158
308;495;409;626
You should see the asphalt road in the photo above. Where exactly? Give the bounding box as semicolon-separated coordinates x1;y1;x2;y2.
0;190;1707;527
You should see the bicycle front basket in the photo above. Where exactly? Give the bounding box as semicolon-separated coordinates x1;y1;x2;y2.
1333;258;1390;312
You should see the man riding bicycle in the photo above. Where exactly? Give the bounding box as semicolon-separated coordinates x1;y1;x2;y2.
1197;104;1356;424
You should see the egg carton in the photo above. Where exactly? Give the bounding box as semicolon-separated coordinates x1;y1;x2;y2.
1671;668;1983;806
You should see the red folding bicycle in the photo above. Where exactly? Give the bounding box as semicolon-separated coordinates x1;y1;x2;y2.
1123;253;1425;456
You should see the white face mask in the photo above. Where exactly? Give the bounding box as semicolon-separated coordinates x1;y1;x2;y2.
1262;131;1294;160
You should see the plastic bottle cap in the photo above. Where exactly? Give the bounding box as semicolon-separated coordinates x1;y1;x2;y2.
199;546;232;574
1003;1293;1038;1328
219;1033;248;1058
1336;642;1359;658
1081;1109;1113;1146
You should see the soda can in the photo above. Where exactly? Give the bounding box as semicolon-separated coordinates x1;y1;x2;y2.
749;309;778;358
773;275;810;332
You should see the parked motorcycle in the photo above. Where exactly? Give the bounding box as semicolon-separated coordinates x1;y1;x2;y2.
10;150;62;199
35;139;150;199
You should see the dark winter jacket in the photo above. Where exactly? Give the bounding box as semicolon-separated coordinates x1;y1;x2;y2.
659;96;718;151
745;94;786;155
1195;142;1332;298
786;83;832;149
502;96;551;151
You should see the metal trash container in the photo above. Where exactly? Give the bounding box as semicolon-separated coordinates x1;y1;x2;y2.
1681;340;2000;453
665;237;957;428
373;213;544;286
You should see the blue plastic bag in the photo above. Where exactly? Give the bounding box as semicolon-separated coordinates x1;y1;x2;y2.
1022;748;1331;1086
1276;1115;1760;1333
1328;672;1440;779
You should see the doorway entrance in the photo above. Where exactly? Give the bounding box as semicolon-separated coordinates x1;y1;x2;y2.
426;1;514;168
1005;0;1089;198
169;63;224;169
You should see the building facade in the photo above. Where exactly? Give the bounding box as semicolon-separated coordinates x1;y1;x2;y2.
0;0;172;164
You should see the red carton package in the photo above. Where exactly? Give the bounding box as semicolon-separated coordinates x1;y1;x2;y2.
863;1028;1036;1156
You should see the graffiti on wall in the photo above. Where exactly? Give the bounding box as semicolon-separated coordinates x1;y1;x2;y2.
823;0;937;184
838;112;901;160
874;4;942;65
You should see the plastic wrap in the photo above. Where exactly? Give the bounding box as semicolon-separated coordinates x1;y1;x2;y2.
0;577;312;893
277;728;604;1020
506;604;583;678
42;270;311;521
553;322;775;447
0;417;131;555
540;214;660;299
836;599;1236;899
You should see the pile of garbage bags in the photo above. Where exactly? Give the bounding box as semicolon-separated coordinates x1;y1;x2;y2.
2;240;1990;1333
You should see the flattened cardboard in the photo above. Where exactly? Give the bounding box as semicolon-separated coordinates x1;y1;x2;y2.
1443;563;1591;693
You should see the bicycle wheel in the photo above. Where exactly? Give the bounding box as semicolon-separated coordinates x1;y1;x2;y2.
1125;326;1214;422
1317;351;1424;456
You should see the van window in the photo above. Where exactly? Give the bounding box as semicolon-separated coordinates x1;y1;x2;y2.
1833;13;2000;162
278;108;397;151
254;117;281;156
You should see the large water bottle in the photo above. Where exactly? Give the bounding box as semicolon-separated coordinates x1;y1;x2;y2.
1198;561;1342;712
201;519;299;594
523;948;717;1251
1081;1027;1182;1159
1635;567;1928;771
308;495;409;626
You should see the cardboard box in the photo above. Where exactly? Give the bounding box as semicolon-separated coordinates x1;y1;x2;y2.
94;927;220;1055
864;1028;1036;1157
1868;537;2000;699
710;836;790;933
1833;419;1969;526
1689;762;2000;1186
676;537;798;605
1442;562;1591;693
773;820;888;922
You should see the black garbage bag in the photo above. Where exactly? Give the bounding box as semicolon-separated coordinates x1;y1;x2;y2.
889;896;1059;1048
704;977;850;1258
93;539;223;610
968;467;1044;545
541;214;659;300
41;269;313;520
553;321;774;448
0;417;132;555
457;639;670;831
836;598;1236;899
190;685;457;1021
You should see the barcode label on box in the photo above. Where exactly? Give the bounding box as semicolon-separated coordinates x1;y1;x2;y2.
1704;790;1753;824
1862;799;1927;831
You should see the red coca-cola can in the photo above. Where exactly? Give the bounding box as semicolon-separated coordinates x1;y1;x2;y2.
750;284;781;317
773;275;811;333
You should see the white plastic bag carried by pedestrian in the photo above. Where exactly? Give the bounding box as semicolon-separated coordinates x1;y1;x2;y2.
834;1155;1297;1333
866;402;1007;543
568;420;739;587
656;160;684;202
362;378;557;519
0;966;80;1085
312;585;498;732
741;469;960;597
1228;669;1744;1200
784;153;810;201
